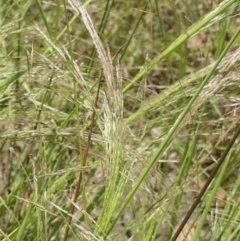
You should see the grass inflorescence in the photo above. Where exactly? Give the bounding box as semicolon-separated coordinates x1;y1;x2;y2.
1;0;240;240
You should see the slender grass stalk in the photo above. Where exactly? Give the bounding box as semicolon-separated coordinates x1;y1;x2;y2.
34;0;53;40
118;1;149;62
106;7;240;237
196;132;240;240
1;0;240;240
172;125;240;241
63;79;102;241
87;0;115;73
123;0;237;93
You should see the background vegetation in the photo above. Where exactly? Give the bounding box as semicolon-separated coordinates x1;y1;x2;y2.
0;0;240;240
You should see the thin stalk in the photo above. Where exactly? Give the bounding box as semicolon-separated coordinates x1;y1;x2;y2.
63;79;102;241
171;124;240;241
123;0;237;93
105;10;240;237
118;1;149;62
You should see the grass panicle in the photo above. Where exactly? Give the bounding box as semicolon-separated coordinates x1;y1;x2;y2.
0;0;240;241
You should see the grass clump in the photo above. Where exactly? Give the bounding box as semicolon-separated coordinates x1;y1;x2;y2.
1;0;240;241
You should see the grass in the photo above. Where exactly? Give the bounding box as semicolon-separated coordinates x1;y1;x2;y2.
1;0;240;240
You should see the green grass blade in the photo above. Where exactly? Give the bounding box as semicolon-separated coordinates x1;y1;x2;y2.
106;14;240;238
0;70;27;99
118;1;149;62
123;0;237;93
34;0;53;40
15;203;33;241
